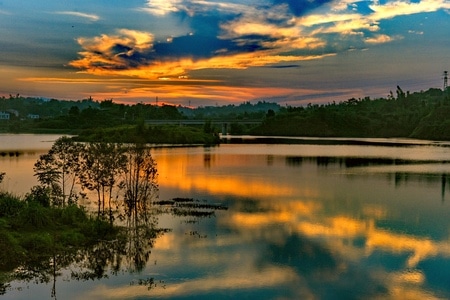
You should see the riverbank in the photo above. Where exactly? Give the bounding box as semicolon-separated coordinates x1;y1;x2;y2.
0;192;120;278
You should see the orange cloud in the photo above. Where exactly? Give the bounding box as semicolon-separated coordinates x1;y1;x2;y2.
70;30;333;80
365;34;400;44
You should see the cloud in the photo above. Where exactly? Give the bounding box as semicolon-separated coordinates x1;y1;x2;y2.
69;24;333;80
365;34;400;44
140;0;185;16
70;0;450;82
369;0;450;21
70;29;155;71
53;11;100;21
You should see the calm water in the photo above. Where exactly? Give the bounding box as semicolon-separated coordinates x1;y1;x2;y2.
2;135;450;299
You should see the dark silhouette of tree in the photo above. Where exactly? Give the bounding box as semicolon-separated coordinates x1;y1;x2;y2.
79;142;127;221
34;136;83;206
123;144;158;222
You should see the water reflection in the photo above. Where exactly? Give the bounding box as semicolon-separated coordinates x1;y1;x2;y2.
150;144;450;299
4;140;450;299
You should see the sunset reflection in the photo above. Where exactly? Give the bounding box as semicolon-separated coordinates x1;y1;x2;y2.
4;142;450;299
151;145;450;298
154;148;295;198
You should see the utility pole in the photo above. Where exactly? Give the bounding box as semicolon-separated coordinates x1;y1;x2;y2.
444;71;448;90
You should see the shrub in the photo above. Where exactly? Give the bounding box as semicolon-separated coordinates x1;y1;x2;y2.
0;193;24;218
60;205;88;226
15;202;52;229
25;186;51;207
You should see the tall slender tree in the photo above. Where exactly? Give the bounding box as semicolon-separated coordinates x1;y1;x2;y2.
123;144;158;222
78;142;127;221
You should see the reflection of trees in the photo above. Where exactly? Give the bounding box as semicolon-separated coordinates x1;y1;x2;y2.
124;213;160;272
7;213;162;298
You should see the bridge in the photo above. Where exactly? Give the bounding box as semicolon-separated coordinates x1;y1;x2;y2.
145;119;262;134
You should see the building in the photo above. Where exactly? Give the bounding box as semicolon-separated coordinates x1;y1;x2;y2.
0;112;10;120
27;114;40;119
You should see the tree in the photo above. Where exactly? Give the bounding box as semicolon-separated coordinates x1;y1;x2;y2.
34;137;83;207
123;144;158;222
78;142;127;221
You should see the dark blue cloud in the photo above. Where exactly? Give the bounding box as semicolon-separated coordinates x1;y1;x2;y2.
266;64;301;69
153;35;233;59
272;0;334;16
152;33;272;61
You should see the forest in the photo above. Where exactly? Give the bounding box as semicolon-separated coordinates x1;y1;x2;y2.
251;87;450;140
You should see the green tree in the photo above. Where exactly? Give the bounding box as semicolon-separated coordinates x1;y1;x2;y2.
34;137;83;206
79;142;127;221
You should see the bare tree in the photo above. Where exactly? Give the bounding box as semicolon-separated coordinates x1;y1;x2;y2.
123;144;158;222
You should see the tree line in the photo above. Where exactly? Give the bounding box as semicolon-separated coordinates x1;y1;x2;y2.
251;87;450;140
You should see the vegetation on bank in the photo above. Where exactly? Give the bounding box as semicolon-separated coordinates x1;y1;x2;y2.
73;123;221;144
251;87;450;140
0;137;230;295
0;137;161;290
0;192;118;274
0;96;275;142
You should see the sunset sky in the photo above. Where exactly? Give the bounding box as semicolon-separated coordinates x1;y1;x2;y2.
0;0;448;106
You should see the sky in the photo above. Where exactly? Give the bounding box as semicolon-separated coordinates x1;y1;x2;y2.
0;0;449;107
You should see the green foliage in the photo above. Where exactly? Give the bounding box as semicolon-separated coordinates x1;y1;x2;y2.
0;192;119;275
20;233;53;254
0;193;24;218
15;202;52;229
25;186;51;207
34;136;84;207
251;88;450;140
59;205;88;226
0;229;25;271
75;124;220;145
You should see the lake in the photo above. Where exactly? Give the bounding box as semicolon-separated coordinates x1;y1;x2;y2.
2;134;450;299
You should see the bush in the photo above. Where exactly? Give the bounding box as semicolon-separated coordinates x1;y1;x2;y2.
25;186;51;207
0;193;24;218
15;202;52;229
60;205;88;226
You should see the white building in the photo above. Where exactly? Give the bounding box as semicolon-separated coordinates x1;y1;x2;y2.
27;114;40;119
0;112;10;120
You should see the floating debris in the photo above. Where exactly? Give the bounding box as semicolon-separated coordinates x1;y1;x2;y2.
152;197;228;219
